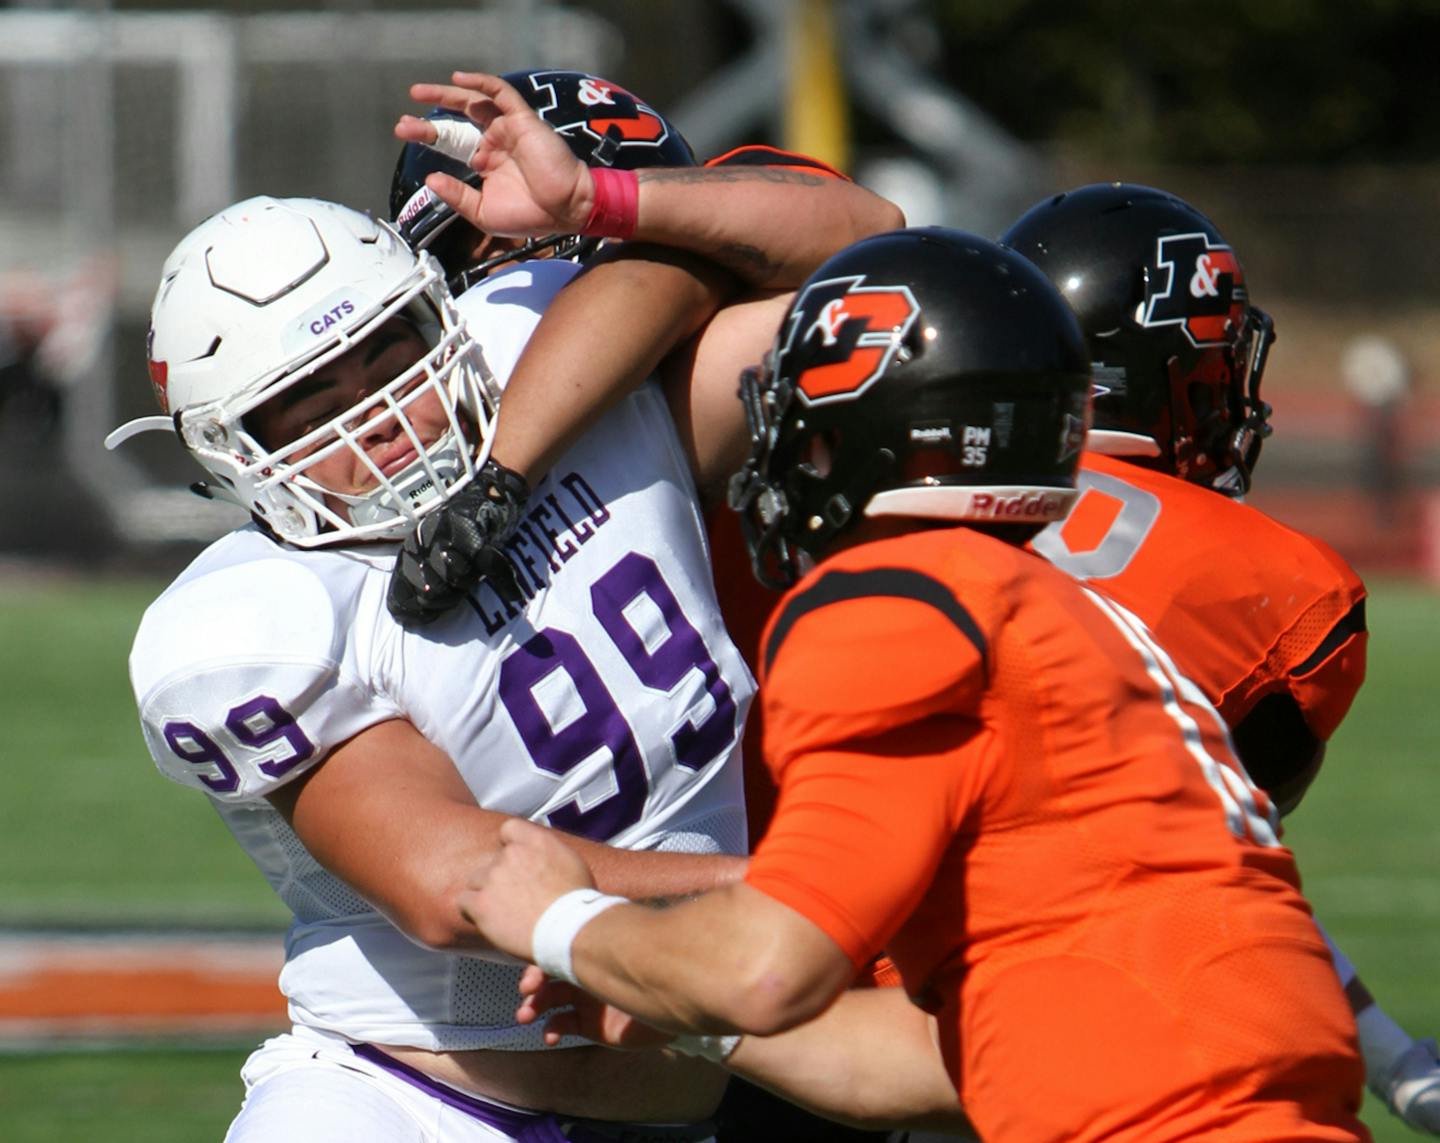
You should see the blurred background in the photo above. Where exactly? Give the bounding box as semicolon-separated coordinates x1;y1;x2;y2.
2;0;1438;568
0;1;1436;1140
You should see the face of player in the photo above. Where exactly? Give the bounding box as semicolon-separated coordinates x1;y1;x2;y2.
247;318;453;513
468;231;526;273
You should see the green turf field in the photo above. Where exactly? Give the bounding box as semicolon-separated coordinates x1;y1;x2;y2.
1;576;287;927
0;1047;247;1143
1;573;1436;1139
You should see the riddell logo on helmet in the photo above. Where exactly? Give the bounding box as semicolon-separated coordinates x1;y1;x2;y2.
969;491;1068;519
396;188;437;229
783;276;919;406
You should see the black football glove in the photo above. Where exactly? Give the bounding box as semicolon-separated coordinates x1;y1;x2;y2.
387;458;530;627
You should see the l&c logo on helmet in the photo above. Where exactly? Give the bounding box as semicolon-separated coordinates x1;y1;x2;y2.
527;72;668;146
781;275;919;405
1141;232;1247;346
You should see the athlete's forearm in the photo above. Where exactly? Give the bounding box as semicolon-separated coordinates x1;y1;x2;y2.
487;248;735;484
486;168;901;486
632;166;905;287
271;720;743;953
572;840;746;903
726;987;970;1133
569;882;854;1037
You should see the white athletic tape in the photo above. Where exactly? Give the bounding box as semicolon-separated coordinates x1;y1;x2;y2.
530;888;626;985
429;118;482;163
670;1033;743;1063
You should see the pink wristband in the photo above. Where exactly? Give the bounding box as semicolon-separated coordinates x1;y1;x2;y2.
581;168;639;239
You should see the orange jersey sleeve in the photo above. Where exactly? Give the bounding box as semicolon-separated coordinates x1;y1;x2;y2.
745;559;992;968
704;145;850;180
1032;452;1367;740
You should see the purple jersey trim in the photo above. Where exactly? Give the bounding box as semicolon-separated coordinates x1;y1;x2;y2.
346;1045;715;1143
350;1043;568;1141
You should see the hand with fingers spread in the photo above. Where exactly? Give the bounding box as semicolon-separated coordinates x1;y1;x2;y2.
396;71;598;239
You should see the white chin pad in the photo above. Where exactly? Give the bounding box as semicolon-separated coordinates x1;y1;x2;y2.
346;435;468;529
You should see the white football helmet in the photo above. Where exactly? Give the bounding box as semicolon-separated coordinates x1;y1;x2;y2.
107;195;499;546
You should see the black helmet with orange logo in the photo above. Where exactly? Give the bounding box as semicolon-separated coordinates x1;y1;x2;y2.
729;227;1092;588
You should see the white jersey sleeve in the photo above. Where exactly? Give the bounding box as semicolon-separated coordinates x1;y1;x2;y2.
130;549;400;802
456;260;580;386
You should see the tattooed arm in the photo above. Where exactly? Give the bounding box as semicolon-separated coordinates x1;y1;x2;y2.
624;163;904;288
397;74;902;484
402;70;904;293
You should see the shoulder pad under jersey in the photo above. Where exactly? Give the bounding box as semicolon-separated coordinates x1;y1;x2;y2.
762;545;991;749
704;145;849;180
456;260;581;385
130;555;396;802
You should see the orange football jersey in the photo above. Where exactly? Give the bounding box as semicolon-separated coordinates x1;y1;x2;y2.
1032;452;1367;742
745;526;1368;1143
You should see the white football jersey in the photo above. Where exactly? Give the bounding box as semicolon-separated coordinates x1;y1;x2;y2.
127;261;753;1051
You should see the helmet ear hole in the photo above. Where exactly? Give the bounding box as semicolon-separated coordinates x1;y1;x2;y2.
819;493;853;530
801;428;842;479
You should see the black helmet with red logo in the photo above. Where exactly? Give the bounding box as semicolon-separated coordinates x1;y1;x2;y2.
389;68;695;285
728;227;1092;588
1001;182;1274;497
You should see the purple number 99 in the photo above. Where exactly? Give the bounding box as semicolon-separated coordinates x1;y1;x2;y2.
500;629;648;839
593;552;737;770
162;721;241;794
498;552;738;841
162;693;315;792
226;695;315;778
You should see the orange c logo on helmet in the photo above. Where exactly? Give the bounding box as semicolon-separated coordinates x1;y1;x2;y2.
781;276;920;405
